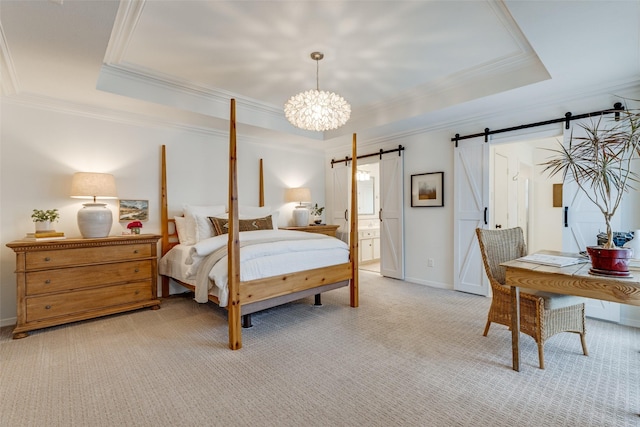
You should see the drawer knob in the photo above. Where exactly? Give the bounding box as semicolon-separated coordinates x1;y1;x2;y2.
44;257;51;262
133;249;139;254
44;279;51;284
135;290;140;295
134;268;139;273
45;305;52;310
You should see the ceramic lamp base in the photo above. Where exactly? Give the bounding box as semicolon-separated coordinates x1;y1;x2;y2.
293;206;309;227
77;203;113;238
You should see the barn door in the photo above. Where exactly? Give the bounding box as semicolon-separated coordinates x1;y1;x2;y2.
379;154;404;279
561;118;621;322
454;137;490;296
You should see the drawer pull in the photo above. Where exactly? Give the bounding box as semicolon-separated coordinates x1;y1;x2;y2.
44;279;51;284
45;305;52;310
135;290;140;295
134;268;139;273
133;249;139;254
44;257;51;262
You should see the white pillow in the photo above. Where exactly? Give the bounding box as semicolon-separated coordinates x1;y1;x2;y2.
183;204;226;243
173;216;190;245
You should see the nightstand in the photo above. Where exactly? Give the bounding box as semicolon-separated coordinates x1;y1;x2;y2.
282;224;340;237
6;234;161;339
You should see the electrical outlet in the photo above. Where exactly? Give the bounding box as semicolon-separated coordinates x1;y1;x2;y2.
428;258;435;267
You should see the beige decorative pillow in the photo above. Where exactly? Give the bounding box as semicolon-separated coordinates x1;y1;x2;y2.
209;215;273;235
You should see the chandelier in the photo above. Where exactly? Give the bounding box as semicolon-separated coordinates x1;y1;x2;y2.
284;52;351;132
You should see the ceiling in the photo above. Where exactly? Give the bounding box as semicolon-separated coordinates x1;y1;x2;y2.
1;0;639;149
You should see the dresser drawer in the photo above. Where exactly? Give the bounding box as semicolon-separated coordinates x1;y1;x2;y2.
26;281;153;322
25;244;152;270
25;260;153;295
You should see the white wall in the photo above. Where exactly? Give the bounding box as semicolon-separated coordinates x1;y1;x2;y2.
0;100;326;326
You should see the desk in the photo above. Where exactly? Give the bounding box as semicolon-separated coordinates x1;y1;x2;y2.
502;251;640;371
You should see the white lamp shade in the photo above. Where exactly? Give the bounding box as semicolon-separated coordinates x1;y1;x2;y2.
70;172;117;238
285;187;311;204
70;172;117;200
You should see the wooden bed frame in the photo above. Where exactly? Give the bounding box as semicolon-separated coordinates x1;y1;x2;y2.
160;99;359;350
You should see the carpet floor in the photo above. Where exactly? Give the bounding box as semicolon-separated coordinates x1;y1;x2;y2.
1;271;638;426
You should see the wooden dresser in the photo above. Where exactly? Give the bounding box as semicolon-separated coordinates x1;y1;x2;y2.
282;224;340;237
6;234;161;339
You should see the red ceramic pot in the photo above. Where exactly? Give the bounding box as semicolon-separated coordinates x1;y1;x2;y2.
586;246;633;276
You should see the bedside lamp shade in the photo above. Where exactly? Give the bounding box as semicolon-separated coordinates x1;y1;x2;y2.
285;187;311;226
70;172;117;238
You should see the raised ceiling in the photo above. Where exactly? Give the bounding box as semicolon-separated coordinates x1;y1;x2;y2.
1;0;639;147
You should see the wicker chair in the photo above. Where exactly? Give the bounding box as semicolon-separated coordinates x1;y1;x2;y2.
475;227;588;369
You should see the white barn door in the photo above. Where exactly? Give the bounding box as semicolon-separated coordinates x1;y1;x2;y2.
454;137;490;296
379;154;404;279
561;118;621;322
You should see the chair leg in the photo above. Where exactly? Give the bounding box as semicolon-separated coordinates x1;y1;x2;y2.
483;320;491;336
580;333;589;356
537;342;545;370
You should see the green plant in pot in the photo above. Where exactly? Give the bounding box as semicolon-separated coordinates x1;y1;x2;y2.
31;209;60;232
540;106;640;276
310;203;324;224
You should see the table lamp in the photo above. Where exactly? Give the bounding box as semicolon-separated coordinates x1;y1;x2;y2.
70;172;118;238
285;187;311;226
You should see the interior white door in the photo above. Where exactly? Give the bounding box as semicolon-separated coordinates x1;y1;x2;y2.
454;137;490;296
379;154;404;279
517;162;532;245
331;163;350;240
493;152;509;230
561;119;621;322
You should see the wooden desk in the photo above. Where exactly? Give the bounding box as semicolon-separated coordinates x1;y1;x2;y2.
502;251;640;371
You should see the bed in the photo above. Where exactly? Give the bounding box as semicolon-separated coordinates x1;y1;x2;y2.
158;99;359;350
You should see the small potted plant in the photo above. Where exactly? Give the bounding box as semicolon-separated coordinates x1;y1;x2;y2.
310;204;324;225
31;209;60;232
540;105;640;275
127;221;143;235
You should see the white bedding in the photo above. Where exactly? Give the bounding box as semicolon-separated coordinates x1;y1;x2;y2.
160;229;349;307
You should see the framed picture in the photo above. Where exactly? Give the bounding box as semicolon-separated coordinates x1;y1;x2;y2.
411;172;444;207
118;199;149;221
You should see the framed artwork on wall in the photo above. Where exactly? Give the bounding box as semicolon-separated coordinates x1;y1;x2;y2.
118;199;149;221
411;172;444;207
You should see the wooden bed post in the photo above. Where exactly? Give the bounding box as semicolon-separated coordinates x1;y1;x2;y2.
350;133;359;307
227;99;242;350
160;145;170;298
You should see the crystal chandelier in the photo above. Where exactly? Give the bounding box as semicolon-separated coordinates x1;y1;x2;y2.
284;52;351;132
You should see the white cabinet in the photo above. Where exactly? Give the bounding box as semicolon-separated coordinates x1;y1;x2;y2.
359;229;380;262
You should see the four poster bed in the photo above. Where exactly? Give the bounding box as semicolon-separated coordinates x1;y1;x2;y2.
158;99;359;350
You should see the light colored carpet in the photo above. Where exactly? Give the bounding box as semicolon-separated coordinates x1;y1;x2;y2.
359;261;380;273
1;271;638;426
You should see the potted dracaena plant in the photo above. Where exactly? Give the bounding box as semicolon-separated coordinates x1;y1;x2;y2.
540;104;640;276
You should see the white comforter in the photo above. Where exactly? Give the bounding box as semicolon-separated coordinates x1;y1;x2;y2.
186;229;349;306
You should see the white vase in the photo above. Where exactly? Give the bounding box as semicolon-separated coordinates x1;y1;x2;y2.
293;206;309;227
623;229;640;259
77;203;113;238
35;220;52;232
